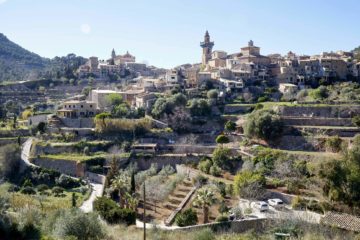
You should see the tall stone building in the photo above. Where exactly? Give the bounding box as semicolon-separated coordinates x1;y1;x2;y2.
200;30;214;65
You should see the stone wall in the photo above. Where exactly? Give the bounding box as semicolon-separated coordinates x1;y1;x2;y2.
0;137;27;146
173;219;272;234
282;117;353;127
60;118;94;128
31;157;84;177
277;106;360;118
132;155;201;171
275;135;318;151
224;105;254;114
288;126;360;137
0;129;29;138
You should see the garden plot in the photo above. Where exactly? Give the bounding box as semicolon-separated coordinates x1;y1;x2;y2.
136;173;192;224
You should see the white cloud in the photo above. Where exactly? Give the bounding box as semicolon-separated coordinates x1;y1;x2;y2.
0;0;8;4
80;24;91;34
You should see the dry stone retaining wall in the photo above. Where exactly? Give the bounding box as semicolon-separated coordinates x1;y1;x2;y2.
277;106;360;118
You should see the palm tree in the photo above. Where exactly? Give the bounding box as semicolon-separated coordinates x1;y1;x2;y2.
125;192;139;212
193;187;216;223
111;174;129;208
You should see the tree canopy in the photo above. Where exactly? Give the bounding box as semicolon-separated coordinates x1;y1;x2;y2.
244;110;283;141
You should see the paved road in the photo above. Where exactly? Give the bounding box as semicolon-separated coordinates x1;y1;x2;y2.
80;182;104;213
238;199;321;224
21;137;104;213
21;137;36;167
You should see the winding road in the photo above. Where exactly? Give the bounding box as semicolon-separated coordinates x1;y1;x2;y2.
20;137;104;212
80;182;104;213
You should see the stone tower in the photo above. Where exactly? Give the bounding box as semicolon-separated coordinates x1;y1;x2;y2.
200;30;214;65
111;48;116;59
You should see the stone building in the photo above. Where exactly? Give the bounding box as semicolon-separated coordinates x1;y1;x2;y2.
57;100;97;118
200;31;214;65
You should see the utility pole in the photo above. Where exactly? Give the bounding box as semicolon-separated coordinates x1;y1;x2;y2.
143;181;146;240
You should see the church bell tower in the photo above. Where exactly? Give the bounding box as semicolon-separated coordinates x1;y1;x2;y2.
200;30;214;66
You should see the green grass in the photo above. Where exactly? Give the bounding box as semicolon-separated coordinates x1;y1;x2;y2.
0;182;90;212
276;149;342;159
39;152;130;162
49;140;111;147
39;152;107;162
226;101;360;109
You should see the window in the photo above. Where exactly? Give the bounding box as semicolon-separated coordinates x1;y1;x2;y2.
81;105;83;108
90;105;93;108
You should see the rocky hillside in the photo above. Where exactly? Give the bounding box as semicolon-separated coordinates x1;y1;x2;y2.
0;33;87;82
0;33;50;82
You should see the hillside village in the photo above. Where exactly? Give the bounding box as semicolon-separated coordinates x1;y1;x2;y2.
1;29;360;240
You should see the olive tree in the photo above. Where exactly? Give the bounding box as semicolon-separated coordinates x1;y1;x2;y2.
244;110;283;141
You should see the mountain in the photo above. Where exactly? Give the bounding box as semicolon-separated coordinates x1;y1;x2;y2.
0;33;87;82
0;33;50;82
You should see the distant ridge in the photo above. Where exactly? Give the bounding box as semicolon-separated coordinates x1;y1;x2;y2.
0;33;50;82
0;33;87;83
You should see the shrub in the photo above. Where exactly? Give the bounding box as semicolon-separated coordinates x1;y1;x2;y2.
257;96;268;103
325;136;342;153
224;120;236;132
286;180;300;194
37;184;49;192
291;196;307;210
191;228;215;240
93;197;136;225
193;174;208;187
218;201;229;214
352;115;360;127
21;186;36;195
56;174;80;188
22;179;33;188
83;146;90;156
254;103;264;110
244;110;283;141
310;86;328;100
175;208;198;227
53;209;105;240
159;165;175;176
209;165;221;177
207;89;219;99
215;215;229;222
0;144;21;180
307;200;325;214
189;98;211;117
226;184;234;196
212;147;231;169
52;186;65;196
95;118;151;136
198;159;212;174
215;135;230;145
8;184;20;192
107;208;136;225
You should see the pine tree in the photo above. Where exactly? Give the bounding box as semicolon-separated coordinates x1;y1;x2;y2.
131;170;136;194
106;156;118;187
72;193;77;207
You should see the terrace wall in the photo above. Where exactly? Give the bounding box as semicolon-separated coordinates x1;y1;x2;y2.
282;117;353;127
277;106;360;118
31;157;84;177
224;105;254;114
173;219;272;234
134;154;201;171
60;118;94;128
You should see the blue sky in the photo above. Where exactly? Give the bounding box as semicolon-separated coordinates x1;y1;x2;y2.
0;0;359;68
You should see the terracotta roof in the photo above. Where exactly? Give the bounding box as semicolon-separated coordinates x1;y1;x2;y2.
321;212;360;232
